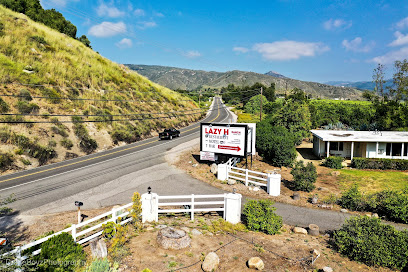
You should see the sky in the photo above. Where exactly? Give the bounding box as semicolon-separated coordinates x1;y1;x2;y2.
39;0;408;83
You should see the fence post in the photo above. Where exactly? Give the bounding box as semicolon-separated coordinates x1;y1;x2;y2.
217;163;228;181
141;193;158;223
71;224;76;242
191;194;195;221
111;207;117;224
16;246;22;270
245;168;249;186
267;173;281;196
224;193;242;224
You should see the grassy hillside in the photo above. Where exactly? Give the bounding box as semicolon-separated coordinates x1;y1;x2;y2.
0;6;200;172
127;64;363;100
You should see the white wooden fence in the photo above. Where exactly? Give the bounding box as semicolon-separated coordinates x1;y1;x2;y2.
3;191;242;268
217;158;281;196
2;202;132;267
142;192;242;224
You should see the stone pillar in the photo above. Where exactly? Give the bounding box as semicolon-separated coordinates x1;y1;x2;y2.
224;193;242;224
141;193;158;223
217;163;228;181
267;173;281;196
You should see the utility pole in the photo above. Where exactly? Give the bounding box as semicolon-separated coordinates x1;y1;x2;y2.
199;90;201;108
260;87;263;121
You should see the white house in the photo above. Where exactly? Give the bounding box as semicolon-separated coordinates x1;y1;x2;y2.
311;130;408;160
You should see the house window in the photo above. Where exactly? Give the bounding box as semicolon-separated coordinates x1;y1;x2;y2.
392;143;402;156
330;142;343;151
386;143;391;155
404;143;408;156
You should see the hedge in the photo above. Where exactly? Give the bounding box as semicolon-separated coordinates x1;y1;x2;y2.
323;156;343;169
352;157;408;170
331;216;408;270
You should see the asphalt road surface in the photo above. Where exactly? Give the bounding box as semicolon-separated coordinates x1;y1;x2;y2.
0;97;234;215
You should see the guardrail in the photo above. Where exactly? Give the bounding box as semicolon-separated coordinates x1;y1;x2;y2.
2;202;133;267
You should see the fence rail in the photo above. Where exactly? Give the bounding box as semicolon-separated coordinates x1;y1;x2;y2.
156;194;227;221
2;202;133;266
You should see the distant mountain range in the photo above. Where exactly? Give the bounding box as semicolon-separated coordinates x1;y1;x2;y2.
126;64;363;100
324;80;394;91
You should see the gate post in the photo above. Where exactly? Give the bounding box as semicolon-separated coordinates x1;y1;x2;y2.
217;163;228;181
224;193;242;224
267;173;281;196
141;193;158;223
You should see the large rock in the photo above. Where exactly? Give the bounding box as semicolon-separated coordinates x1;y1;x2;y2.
308;224;320;236
293;227;308;235
157;227;191;249
210;163;218;174
202;252;219;272
248;257;264;270
322;267;333;272
90;238;107;258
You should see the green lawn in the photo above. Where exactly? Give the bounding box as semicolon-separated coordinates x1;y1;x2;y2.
338;169;408;193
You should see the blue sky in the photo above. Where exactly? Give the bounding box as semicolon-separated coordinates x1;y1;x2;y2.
40;0;408;83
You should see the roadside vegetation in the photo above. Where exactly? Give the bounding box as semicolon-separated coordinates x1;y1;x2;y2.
0;4;200;172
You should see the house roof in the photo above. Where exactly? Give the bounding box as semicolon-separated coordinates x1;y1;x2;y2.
311;130;408;143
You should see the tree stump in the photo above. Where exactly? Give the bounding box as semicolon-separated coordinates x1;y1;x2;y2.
308;224;320;236
157;227;191;250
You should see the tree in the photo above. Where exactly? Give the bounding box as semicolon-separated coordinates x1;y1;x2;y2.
290;161;317;192
263;83;276;102
373;63;386;101
78;35;92;48
255;123;296;167
244;94;268;114
391;60;408;101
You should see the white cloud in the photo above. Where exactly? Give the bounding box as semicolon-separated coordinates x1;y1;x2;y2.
372;47;408;64
88;21;127;37
96;3;125;18
396;17;408;30
182;50;202;58
252;41;329;61
233;47;249;53
137;21;157;29
323;18;352;30
389;31;408;47
342;37;374;52
115;38;132;49
154;12;164;17
134;9;145;17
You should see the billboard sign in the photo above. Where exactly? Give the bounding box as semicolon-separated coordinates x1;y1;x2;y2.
200;123;248;157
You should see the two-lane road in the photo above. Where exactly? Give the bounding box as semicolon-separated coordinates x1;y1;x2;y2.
0;97;233;214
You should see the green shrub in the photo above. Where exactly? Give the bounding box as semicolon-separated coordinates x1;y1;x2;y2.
72;119;98;154
51;126;68;137
18;89;33;101
352;157;408;170
0;21;4;36
20;158;31;165
256;123;296;167
0;153;14;171
290;160;317;192
374;188;408;224
84;258;118;272
15;101;39;114
60;138;73;149
323;156;343;169
10;134;57;165
331;216;408;270
0;97;9;113
48;140;57;148
31;232;86;271
339;183;365;211
242;199;282;235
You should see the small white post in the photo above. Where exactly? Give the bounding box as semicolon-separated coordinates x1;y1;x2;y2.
267;173;281;196
111;207;117;223
351;141;354;161
191;194;195;221
245;169;249;186
327;141;330;158
16;246;22;269
224;193;242;224
71;224;76;242
217;164;227;181
77;207;81;224
376;142;379;158
141;193;158;223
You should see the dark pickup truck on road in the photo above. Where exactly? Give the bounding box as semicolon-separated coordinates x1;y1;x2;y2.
159;128;180;140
